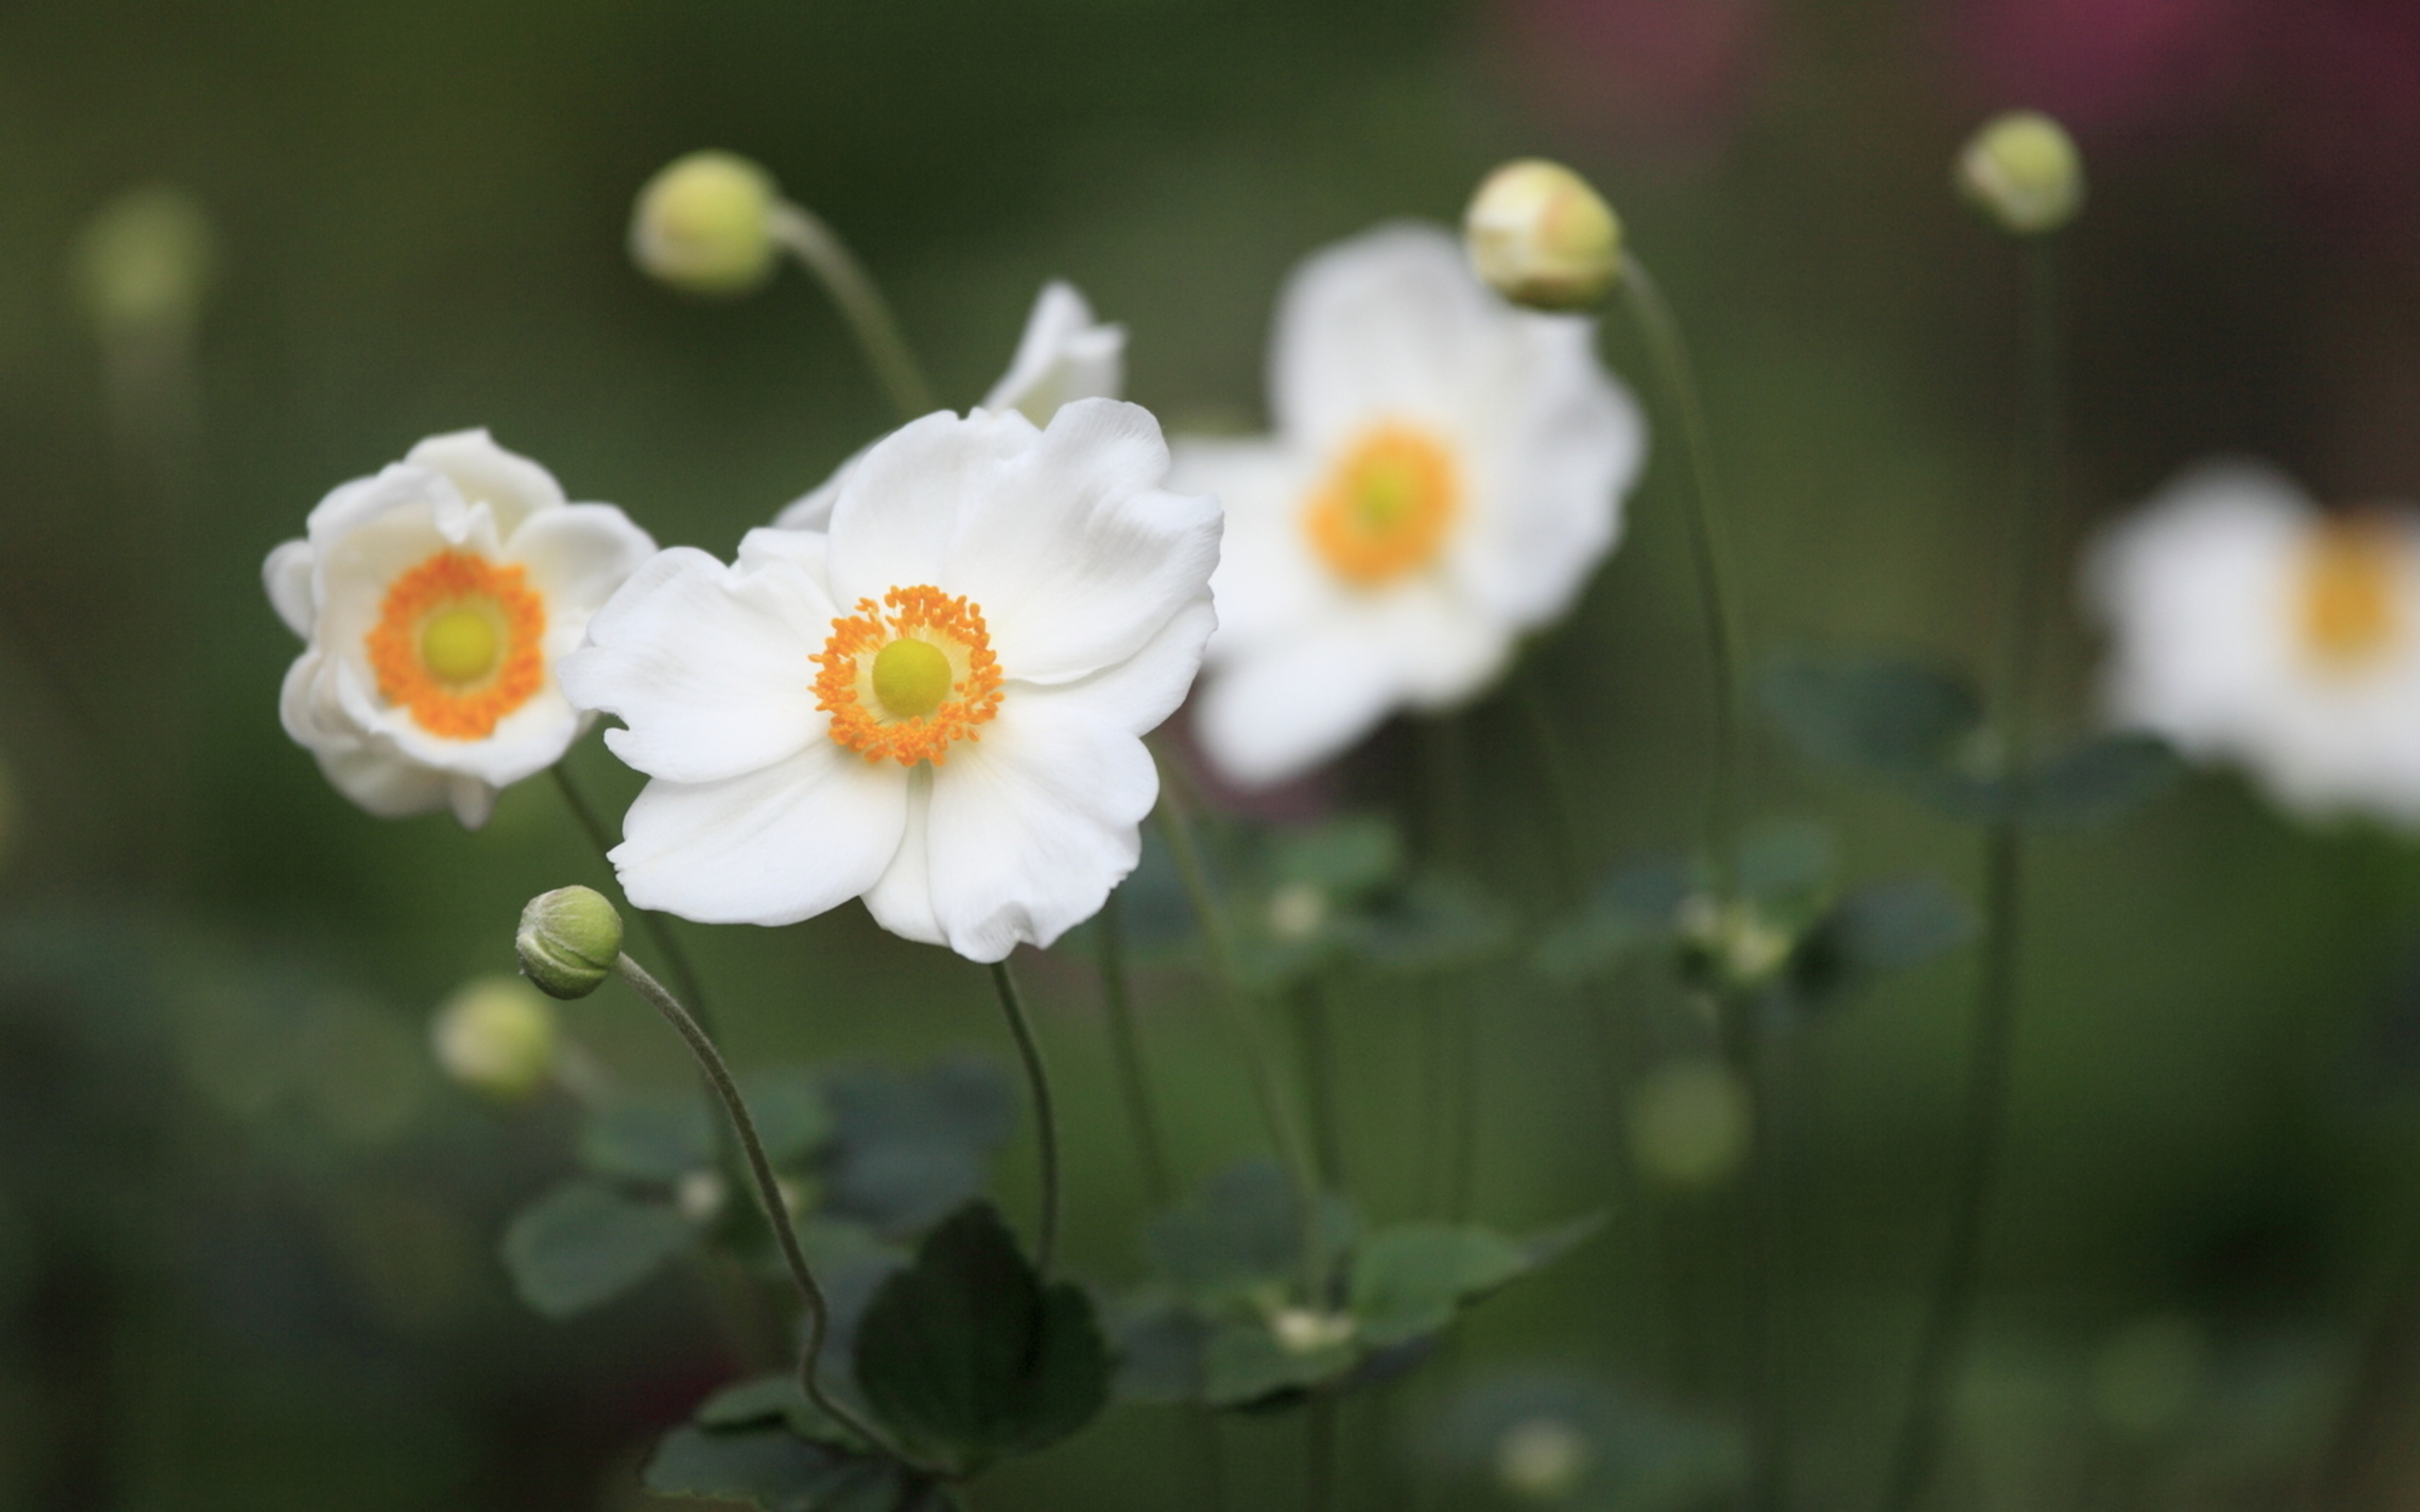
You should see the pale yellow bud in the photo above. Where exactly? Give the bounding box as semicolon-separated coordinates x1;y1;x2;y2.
630;151;781;296
1955;112;2084;236
1495;1417;1593;1501
1462;159;1623;311
1270;1306;1357;1355
430;976;560;1101
1266;882;1329;943
73;185;216;335
1626;1058;1751;1189
516;885;625;1000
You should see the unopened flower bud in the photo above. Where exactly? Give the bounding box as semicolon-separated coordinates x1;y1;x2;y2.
516;885;624;1000
630;151;781;296
74;184;216;335
1270;1306;1357;1356
1955;111;2084;236
1495;1417;1593;1502
430;976;560;1101
1463;159;1623;311
1266;882;1329;943
676;1168;730;1224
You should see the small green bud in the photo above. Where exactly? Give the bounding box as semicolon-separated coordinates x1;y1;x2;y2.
630;150;781;296
73;184;216;335
1495;1417;1593;1502
1462;159;1623;311
430;975;560;1101
1955;111;2084;236
516;885;624;1000
1626;1058;1751;1189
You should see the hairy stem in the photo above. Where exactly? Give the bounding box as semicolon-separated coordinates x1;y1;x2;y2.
988;959;1063;1276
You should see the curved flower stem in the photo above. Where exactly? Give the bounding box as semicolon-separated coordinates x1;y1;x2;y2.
1877;237;2064;1512
1096;890;1176;1207
988;959;1063;1277
550;765;716;1039
611;953;908;1466
1617;253;1783;1512
768;202;938;422
1150;759;1328;1302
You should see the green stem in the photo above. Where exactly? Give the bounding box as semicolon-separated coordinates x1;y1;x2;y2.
1512;662;1589;903
551;765;717;1039
769;202;937;421
1292;977;1347;1193
1097;890;1176;1207
612;953;908;1465
1150;756;1327;1302
1443;980;1480;1225
988;959;1063;1276
1876;236;2063;1512
1305;1394;1340;1512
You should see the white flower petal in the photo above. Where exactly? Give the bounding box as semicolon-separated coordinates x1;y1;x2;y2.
1176;436;1333;661
921;693;1159;960
863;770;945;947
613;741;909;927
1013;592;1216;737
314;496;508;693
771;439;876;533
447;773;499;830
825;410;1034;610
378;683;585;789
983;281;1126;425
265;539;317;638
945;399;1222;682
508;504;660;628
1270;224;1506;452
561;545;834;785
311;740;456;819
406;429;567;539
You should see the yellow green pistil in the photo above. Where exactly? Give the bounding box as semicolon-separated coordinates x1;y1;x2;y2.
421;606;502;685
871;636;953;719
1354;457;1422;530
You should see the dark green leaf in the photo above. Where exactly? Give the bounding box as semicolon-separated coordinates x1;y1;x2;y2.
1349;1215;1603;1349
2021;731;2182;827
643;1424;906;1512
1762;652;1984;778
1202;1317;1357;1407
1344;874;1518;974
501;1178;696;1318
1109;1293;1211;1403
1269;815;1405;896
1146;1160;1354;1301
853;1202;1111;1474
742;1066;835;1166
820;1058;1014;1238
1737;821;1835;909
1532;856;1690;982
578;1093;714;1183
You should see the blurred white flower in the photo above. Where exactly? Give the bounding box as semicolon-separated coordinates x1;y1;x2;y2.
1172;224;1645;788
2086;459;2420;825
561;401;1219;963
265;430;656;828
772;281;1125;531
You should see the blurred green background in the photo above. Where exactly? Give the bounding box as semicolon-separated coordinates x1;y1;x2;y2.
8;0;2420;1507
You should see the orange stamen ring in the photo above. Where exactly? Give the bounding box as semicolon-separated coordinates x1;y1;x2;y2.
366;550;547;741
814;585;1005;766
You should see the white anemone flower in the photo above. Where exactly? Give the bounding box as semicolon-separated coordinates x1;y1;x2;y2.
264;430;656;828
1170;223;1645;788
2086;458;2420;825
559;400;1219;962
772;280;1124;532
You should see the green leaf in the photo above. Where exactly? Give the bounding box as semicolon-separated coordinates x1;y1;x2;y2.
2019;731;2182;827
743;1066;836;1166
643;1424;910;1512
1202;1318;1357;1407
578;1093;714;1183
502;1178;697;1318
820;1057;1014;1238
1737;821;1835;910
694;1373;868;1450
1761;652;1984;778
1344;874;1518;975
1146;1160;1354;1301
1349;1216;1604;1349
852;1201;1111;1475
1532;856;1690;982
1269;815;1405;896
1109;1293;1212;1404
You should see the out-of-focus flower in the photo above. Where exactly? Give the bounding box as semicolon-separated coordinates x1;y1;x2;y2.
517;885;626;999
2086;460;2420;825
561;401;1219;962
430;976;561;1101
773;281;1125;531
1463;159;1624;312
264;431;656;828
1496;0;1771;161
629;150;781;297
73;184;215;338
1955;111;2086;235
1173;224;1643;788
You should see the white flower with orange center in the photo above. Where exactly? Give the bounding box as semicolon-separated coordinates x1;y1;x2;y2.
2086;459;2420;824
1170;223;1645;787
773;280;1124;532
265;430;656;828
558;400;1219;961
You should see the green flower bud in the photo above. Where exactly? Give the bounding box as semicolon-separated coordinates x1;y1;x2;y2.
516;885;624;1000
630;150;782;296
1462;159;1623;311
1626;1057;1751;1189
1495;1417;1593;1502
73;184;216;335
430;975;560;1101
1955;111;2084;236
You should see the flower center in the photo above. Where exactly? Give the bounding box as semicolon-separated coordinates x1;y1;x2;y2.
367;551;546;740
814;585;1004;766
2299;516;2402;671
1303;423;1461;586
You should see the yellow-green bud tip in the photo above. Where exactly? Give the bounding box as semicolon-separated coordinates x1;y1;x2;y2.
630;150;781;297
516;885;624;1000
74;184;216;335
1462;158;1623;312
1495;1418;1594;1502
1955;111;2084;236
431;976;560;1101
